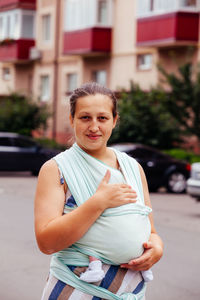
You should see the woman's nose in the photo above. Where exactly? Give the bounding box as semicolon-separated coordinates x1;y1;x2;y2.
89;119;99;132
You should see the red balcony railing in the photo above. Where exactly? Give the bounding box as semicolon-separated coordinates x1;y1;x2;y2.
63;27;112;54
0;39;35;62
0;0;36;10
137;12;199;47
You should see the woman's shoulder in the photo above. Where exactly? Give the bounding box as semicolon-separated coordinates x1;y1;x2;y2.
38;159;59;183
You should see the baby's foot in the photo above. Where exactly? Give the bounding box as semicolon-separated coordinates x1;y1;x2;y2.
80;261;105;283
141;269;153;282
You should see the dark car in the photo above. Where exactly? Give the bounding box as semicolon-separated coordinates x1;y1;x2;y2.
0;132;61;175
111;143;191;193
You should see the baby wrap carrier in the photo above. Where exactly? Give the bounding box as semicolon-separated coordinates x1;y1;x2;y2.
50;143;152;300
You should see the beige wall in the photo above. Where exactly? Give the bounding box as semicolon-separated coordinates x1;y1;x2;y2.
15;64;34;96
55;57;82;143
83;56;111;85
110;0;158;90
36;0;56;61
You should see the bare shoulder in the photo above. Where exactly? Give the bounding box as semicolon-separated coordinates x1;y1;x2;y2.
40;158;58;174
38;159;60;184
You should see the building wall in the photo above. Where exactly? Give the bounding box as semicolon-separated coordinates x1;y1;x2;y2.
1;0;199;147
15;64;34;95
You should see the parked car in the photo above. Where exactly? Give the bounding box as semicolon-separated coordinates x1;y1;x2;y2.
111;143;191;193
186;163;200;201
0;132;61;175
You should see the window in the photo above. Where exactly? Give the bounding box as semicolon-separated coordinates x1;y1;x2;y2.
64;0;112;31
93;70;107;86
21;14;34;39
137;0;178;16
42;14;51;42
6;15;11;37
180;0;196;7
137;0;152;16
2;67;11;81
13;137;36;148
128;148;154;160
67;73;78;93
153;0;176;11
40;75;50;101
0;17;3;39
0;137;12;147
98;0;108;24
0;9;35;41
137;54;152;71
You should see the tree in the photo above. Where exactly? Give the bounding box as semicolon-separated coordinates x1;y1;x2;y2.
159;63;200;142
109;82;181;149
0;93;50;136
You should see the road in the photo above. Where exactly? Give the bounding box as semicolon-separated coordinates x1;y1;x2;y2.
0;173;200;300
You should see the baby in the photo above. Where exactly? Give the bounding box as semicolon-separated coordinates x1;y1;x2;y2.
80;255;153;283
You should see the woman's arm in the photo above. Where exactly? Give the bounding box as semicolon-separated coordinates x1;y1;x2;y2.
34;159;137;255
121;164;163;271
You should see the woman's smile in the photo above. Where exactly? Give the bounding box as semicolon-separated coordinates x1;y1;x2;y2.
87;134;102;140
70;93;118;156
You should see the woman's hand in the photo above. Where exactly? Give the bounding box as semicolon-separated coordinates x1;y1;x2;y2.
95;170;137;210
120;233;163;271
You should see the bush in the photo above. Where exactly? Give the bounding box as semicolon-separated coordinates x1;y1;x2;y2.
34;137;67;151
109;83;182;149
164;148;200;164
0;93;50;136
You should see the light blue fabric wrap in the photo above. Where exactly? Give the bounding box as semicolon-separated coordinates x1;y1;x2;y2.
50;143;152;299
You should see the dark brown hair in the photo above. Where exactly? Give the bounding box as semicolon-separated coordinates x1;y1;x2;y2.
69;82;118;118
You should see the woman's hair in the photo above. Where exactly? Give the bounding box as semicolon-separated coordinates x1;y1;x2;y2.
69;82;118;118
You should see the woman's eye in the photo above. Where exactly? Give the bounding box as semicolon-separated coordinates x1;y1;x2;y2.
81;116;89;120
99;116;107;121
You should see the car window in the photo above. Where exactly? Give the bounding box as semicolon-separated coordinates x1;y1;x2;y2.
12;137;36;148
0;137;13;146
128;148;155;159
154;153;166;160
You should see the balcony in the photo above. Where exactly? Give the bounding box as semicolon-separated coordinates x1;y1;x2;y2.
0;39;35;62
0;0;36;11
137;11;199;47
63;27;112;55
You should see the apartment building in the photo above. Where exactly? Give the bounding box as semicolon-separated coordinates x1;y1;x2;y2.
0;0;199;143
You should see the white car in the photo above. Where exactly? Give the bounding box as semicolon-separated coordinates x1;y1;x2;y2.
187;163;200;201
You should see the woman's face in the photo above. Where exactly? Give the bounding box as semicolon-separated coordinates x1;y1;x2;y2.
70;93;118;154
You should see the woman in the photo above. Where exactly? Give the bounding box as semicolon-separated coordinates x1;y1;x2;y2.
34;82;163;300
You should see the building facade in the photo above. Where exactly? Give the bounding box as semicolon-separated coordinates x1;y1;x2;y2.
0;0;199;144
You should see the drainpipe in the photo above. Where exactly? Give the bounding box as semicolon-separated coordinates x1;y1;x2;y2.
52;0;61;140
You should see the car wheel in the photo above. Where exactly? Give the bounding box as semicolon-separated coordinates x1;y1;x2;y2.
166;172;187;193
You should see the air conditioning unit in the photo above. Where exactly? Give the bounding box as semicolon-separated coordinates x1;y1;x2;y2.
29;47;42;60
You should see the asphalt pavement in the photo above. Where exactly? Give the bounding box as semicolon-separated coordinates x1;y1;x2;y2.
0;172;200;300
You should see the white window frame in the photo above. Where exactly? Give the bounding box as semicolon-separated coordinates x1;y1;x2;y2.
40;75;50;102
136;0;200;18
67;73;78;93
0;9;35;41
41;14;51;43
92;70;107;86
137;54;153;71
64;0;112;31
2;67;11;81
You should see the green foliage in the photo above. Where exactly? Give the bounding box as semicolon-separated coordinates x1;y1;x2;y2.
0;93;50;136
159;62;200;140
164;148;200;164
109;83;181;149
34;137;66;151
